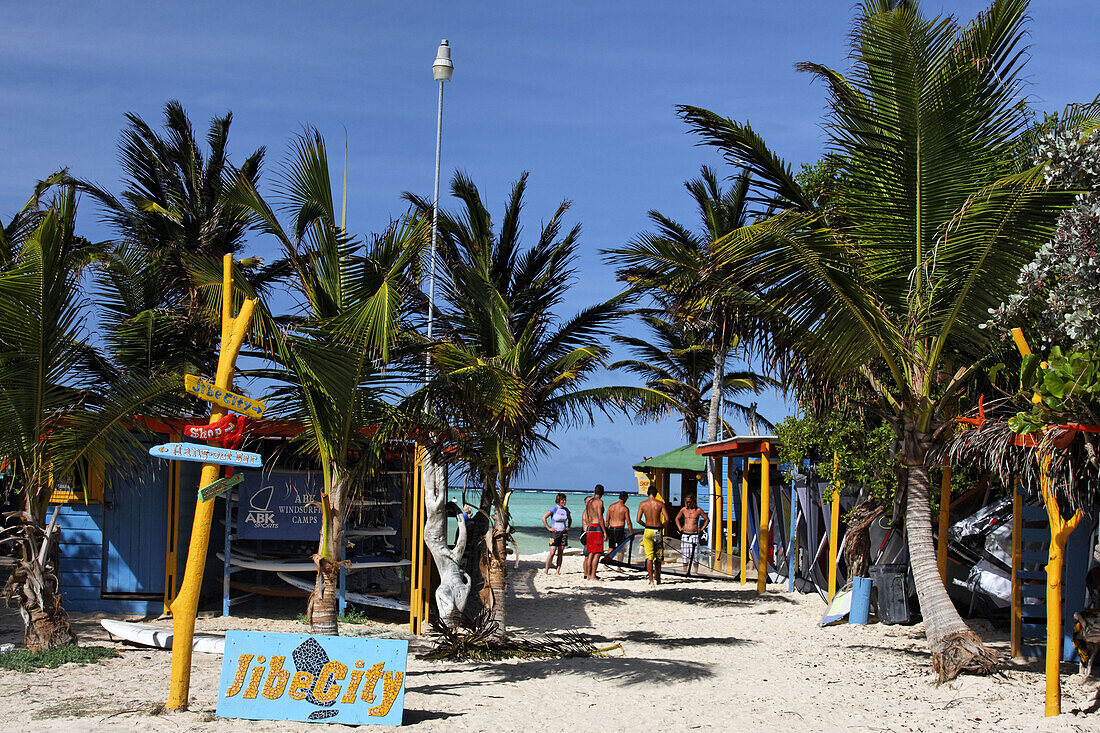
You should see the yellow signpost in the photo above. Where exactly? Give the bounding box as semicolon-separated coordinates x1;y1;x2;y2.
166;255;257;711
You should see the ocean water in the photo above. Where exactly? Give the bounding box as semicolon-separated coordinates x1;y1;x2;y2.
446;487;712;555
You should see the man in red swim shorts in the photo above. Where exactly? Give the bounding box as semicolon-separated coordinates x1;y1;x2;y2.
581;484;607;580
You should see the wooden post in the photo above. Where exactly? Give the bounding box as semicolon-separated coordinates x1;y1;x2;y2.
740;461;749;585
1011;473;1022;658
938;463;951;582
758;444;770;595
409;446;427;634
711;457;723;556
726;456;735;572
162;438;182;616
1041;453;1083;717
166;255;256;711
827;451;841;602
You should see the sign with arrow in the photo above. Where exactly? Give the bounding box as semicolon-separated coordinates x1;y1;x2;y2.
149;443;262;468
184;375;266;419
199;473;245;502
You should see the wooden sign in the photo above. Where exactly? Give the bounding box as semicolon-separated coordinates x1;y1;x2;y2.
149;443;262;468
216;631;407;725
199;473;245;502
185;414;246;441
185;375;266;419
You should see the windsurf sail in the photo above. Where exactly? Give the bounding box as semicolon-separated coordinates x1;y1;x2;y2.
600;531;745;581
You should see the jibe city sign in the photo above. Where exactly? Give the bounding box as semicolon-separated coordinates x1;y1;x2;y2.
185;374;267;419
149;443;262;468
216;631;407;725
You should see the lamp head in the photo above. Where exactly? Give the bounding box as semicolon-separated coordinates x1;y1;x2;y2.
433;39;453;82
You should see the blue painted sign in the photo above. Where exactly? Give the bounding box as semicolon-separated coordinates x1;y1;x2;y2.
216;631;407;725
149;442;262;468
237;470;322;540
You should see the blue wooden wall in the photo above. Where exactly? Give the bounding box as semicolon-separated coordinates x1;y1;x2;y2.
56;504;161;615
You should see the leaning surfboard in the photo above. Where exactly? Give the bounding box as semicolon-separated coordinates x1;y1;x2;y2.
276;572;410;612
101;619;225;655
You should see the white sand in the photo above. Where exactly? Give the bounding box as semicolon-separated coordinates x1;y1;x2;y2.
1;556;1097;731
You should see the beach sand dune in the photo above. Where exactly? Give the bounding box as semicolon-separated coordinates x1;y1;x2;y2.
1;556;1096;731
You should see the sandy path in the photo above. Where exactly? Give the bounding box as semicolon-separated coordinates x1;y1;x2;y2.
0;556;1096;731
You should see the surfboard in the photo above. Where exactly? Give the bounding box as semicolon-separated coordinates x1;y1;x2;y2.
217;552;411;573
276;573;410;612
100;619;225;654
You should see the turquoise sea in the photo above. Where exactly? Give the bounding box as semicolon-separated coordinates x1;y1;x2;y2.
446;487;712;555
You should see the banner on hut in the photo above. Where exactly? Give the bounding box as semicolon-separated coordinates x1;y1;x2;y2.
237;470;323;540
216;631;407;725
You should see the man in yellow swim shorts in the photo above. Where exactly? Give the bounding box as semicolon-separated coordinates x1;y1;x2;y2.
636;486;669;585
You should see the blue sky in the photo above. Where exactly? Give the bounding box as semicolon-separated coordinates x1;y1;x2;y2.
3;1;1098;492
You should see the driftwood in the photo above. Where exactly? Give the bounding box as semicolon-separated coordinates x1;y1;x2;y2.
842;498;885;579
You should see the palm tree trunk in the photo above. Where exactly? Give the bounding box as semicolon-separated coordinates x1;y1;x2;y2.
308;483;345;636
11;495;76;651
486;508;509;641
902;435;997;682
422;452;470;627
703;330;728;512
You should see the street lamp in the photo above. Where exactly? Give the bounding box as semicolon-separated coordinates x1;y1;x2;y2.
427;39;453;341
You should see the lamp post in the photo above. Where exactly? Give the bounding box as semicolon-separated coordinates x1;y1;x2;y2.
411;39;453;636
427;39;453;340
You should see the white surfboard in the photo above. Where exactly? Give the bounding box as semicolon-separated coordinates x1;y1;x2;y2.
218;551;411;572
100;619;225;655
276;572;410;612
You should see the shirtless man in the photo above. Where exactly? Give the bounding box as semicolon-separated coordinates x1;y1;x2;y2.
675;495;710;573
636;487;669;585
582;485;607;580
605;492;633;568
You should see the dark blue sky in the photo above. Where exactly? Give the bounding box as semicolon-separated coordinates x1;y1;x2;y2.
3;1;1098;491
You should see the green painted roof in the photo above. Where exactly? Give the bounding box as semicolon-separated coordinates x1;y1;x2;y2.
633;443;706;473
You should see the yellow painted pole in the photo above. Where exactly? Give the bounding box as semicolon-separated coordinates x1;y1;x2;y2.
725;457;734;571
937;464;951;582
828;451;840;603
740;461;749;585
1011;477;1022;658
757;444;770;595
166;255;256;711
1041;453;1083;717
409;446;426;634
712;457;723;556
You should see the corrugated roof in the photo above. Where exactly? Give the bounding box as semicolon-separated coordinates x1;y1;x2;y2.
632;442;706;473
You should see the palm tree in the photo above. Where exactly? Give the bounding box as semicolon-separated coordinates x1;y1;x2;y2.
228;130;428;635
674;0;1097;679
81;100;282;375
0;181;175;649
610;313;774;442
407;172;662;637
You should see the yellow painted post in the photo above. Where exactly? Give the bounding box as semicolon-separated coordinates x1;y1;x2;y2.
758;445;771;595
725;457;734;571
828;451;840;603
166;255;256;711
1041;454;1083;717
711;457;723;556
409;447;427;634
740;461;749;585
937;464;951;582
1011;477;1022;658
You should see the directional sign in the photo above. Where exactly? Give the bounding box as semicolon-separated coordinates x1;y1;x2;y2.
184;375;266;419
199;473;245;502
185;414;246;441
149;442;262;468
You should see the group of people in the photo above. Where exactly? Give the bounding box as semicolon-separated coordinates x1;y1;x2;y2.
541;484;710;585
